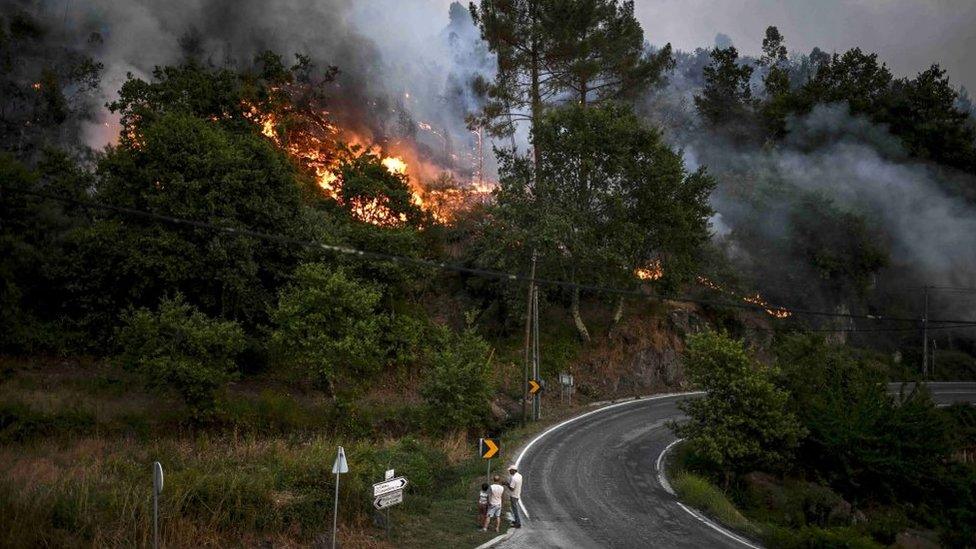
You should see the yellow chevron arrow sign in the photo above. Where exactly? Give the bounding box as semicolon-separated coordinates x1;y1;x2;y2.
480;438;499;459
529;379;542;395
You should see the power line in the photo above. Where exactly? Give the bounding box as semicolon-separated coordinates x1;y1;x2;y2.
767;322;976;335
6;185;976;327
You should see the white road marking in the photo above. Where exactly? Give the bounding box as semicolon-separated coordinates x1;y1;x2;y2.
656;438;683;496
676;502;763;549
656;439;763;548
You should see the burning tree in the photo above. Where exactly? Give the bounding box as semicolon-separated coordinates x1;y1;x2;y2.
111;51;482;228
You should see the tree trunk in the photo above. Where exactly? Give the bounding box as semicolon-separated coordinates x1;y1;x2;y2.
610;296;624;332
529;0;542;168
571;286;591;342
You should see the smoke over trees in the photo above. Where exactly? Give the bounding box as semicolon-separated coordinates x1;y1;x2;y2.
643;25;976;349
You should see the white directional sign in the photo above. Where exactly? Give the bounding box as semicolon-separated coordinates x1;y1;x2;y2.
373;490;403;510
373;476;408;497
385;469;395;481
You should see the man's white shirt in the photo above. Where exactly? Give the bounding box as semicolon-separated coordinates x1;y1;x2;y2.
509;472;523;499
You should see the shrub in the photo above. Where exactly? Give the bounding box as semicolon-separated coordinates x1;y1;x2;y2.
271;263;384;395
420;327;493;432
762;525;881;549
775;335;957;504
673;331;804;479
116;294;245;418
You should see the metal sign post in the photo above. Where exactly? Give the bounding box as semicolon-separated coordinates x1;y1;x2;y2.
331;447;348;549
372;471;407;543
152;462;164;549
479;438;499;482
382;469;394;540
559;373;574;406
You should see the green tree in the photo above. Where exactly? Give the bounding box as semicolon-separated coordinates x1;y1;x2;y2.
486;103;713;339
694;46;755;129
421;327;494;432
470;0;672;159
674;331;804;481
337;148;428;228
0;152;93;352
469;0;548;145
885;65;976;172
270;263;385;396
74;110;306;333
116;294;245;418
758;26;793;138
543;0;673;107
798;48;892;117
0;8;103;159
775;335;959;504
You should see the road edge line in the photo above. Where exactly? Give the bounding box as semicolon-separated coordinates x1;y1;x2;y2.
655;438;683;495
472;529;514;549
675;502;763;549
513;390;704;520
656;440;764;549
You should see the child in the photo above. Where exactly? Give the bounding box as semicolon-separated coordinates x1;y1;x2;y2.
476;483;489;527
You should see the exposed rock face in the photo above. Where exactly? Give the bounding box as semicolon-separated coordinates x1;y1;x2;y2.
573;309;694;399
557;301;774;401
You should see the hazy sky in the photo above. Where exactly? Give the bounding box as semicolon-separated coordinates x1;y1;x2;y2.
631;0;976;92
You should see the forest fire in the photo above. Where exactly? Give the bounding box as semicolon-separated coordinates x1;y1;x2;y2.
243;102;490;227
697;276;792;318
635;260;664;281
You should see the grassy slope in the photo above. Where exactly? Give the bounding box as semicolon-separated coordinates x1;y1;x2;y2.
0;301;699;547
667;444;884;549
0;335;589;548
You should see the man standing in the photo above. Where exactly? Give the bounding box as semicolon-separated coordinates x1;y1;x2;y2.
507;465;523;528
482;475;505;532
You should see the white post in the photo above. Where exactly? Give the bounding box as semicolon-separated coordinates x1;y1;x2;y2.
152;462;163;549
331;446;348;549
153;485;158;549
332;473;340;549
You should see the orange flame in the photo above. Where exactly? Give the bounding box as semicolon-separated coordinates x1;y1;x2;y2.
697;276;792;318
635;260;664;281
242;101;494;227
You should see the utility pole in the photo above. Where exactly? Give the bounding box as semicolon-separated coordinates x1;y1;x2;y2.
522;251;537;426
532;285;541;421
922;286;929;378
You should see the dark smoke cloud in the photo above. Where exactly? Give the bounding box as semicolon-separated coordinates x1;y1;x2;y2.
17;0;498;182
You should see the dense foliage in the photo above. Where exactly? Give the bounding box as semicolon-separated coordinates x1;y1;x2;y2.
270;263;385;396
474;102;713;339
421;327;494;432
675;333;976;546
674;331;804;478
116;294;245;417
696;26;976;177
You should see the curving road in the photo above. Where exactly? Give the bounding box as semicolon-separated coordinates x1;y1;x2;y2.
495;382;976;549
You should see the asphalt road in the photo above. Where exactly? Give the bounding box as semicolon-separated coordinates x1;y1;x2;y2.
496;382;976;549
